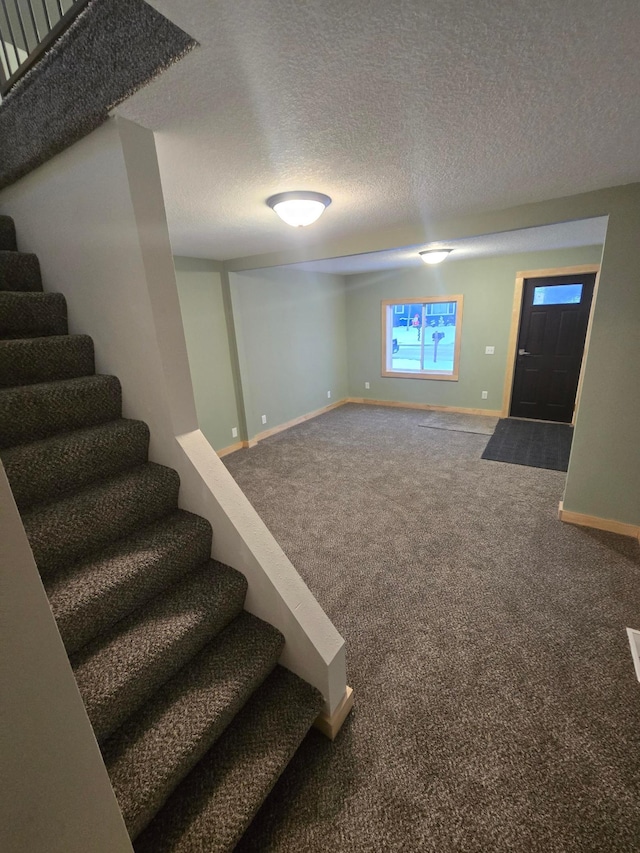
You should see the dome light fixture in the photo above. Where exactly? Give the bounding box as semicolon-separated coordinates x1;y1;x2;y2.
419;249;452;265
266;191;332;227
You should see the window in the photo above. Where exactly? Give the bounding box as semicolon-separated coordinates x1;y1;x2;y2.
532;284;583;305
382;296;463;380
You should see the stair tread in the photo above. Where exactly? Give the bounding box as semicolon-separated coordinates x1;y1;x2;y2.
22;461;180;576
71;560;248;743
0;217;325;853
47;509;213;655
0;373;121;449
0;290;67;338
0;334;94;387
134;665;324;853
0;251;42;291
102;611;284;839
1;417;150;510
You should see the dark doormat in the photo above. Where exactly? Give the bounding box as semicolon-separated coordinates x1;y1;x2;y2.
481;418;574;472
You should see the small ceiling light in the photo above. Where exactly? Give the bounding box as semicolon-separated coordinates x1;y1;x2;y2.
267;191;332;227
419;249;452;265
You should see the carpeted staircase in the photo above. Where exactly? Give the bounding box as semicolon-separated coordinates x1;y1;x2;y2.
0;214;324;851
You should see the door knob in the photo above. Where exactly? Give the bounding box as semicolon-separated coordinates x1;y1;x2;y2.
518;348;532;356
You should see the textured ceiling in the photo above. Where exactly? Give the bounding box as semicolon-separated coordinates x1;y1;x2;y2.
281;218;607;275
118;0;640;262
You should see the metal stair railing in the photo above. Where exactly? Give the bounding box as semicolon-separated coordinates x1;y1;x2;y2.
0;0;89;96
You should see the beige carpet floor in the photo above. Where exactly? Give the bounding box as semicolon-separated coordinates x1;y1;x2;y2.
224;403;640;853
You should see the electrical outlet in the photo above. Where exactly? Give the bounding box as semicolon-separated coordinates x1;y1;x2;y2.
485;346;495;355
261;415;267;425
327;390;331;399
231;427;238;438
365;382;370;390
481;391;488;399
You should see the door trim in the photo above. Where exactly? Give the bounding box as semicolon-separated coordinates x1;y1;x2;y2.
501;264;600;420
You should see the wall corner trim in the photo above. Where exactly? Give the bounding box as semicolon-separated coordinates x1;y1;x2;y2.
314;686;354;740
558;501;640;540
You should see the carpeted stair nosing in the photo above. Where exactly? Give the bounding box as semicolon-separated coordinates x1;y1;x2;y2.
22;462;180;576
47;509;214;656
0;418;151;511
103;612;285;839
0;290;68;338
0;334;95;387
0;216;17;251
0;251;42;292
0;373;122;449
134;665;325;853
71;561;248;743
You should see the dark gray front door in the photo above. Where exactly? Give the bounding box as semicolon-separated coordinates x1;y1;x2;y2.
510;273;595;423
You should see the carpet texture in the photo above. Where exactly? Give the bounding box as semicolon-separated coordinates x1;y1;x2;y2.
135;665;328;853
0;215;17;249
0;290;68;337
0;0;197;190
0;250;41;290
0;334;95;387
0;215;325;850
104;612;286;838
482;417;574;471
224;403;640;853
419;410;499;435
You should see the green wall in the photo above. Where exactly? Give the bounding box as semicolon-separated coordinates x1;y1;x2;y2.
229;267;348;440
178;183;640;528
563;197;640;525
346;246;603;411
174;256;241;451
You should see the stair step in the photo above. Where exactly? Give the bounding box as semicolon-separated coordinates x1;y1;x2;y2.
71;561;248;744
0;251;42;291
22;462;180;577
0;291;67;338
1;419;150;511
0;334;94;387
134;666;324;853
0;216;17;251
47;510;213;655
102;612;284;840
0;374;121;449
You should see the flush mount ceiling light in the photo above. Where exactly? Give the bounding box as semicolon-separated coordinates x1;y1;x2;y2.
266;191;332;227
419;249;452;265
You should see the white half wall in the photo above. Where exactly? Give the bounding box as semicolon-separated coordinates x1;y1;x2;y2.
0;464;133;853
0;116;347;718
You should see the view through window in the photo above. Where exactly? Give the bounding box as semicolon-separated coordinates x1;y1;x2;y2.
382;296;463;380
